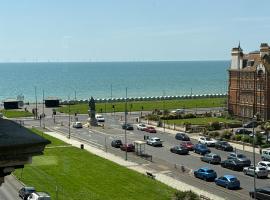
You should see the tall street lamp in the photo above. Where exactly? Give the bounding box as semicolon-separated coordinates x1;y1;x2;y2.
68;97;71;139
124;87;128;161
252;113;259;199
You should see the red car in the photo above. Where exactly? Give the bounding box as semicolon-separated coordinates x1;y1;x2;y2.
181;141;194;151
145;126;157;133
120;144;135;152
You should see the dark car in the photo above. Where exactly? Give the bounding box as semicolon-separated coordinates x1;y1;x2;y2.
249;187;270;200
227;153;251;167
181;141;194;151
122;123;134;130
220;159;243;171
145;126;157;133
170;145;189;155
19;187;36;200
215;175;240;189
194;167;217;181
200;153;221;164
243;121;258;128
175;132;190;141
111;140;123;148
194;144;211;155
120;144;134;152
235;128;252;135
215;141;233;151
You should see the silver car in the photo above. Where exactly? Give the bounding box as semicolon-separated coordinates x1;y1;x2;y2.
243;166;268;178
146;137;163;147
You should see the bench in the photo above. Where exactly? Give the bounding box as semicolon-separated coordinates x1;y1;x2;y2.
146;171;156;179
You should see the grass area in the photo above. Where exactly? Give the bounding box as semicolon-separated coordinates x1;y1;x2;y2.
57;97;226;114
166;117;240;125
1;109;33;118
14;129;176;200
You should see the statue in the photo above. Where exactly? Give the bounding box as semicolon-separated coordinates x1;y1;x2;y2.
88;97;97;126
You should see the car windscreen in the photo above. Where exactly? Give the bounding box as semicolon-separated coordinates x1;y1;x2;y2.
155;139;160;141
206;170;214;173
258;167;266;170
237;154;246;158
229;177;237;182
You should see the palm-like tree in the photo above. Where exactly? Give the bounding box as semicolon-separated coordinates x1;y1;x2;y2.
262;121;270;144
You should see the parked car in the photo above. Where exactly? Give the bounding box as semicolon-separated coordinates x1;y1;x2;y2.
194;167;217;181
145;126;157;133
215;141;233;151
257;161;270;172
72;121;83;128
200;153;221;164
170;145;189;155
243;121;258;128
235;128;252;135
221;159;244;171
215;175;240;189
227;153;251;167
193;144;211;155
198;137;217;147
175;132;190;141
120;144;134;152
111;140;123;148
27;192;51;200
146;137;163;147
95;114;105;122
19;187;36;200
137;123;147;131
261;149;270;161
171;109;185;115
122;123;134;130
243;166;268;178
181;141;194;151
249;187;270;200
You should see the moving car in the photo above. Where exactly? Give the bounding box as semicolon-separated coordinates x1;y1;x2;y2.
215;141;233;151
72;121;83;128
120;144;134;152
261;149;270;161
215;175;240;189
243;166;268;178
27;192;51;200
249;187;270;200
146;137;163;147
194;167;217;181
175;132;190;141
227;153;251;167
257;161;270;172
19;187;36;200
171;109;185;115
220;159;243;171
122;123;134;130
111;140;123;148
243;121;258;128
235;128;252;135
198;137;217;147
200;153;221;164
137;123;147;131
181;141;194;151
145;126;157;133
95;114;105;122
193;144;211;155
170;145;189;155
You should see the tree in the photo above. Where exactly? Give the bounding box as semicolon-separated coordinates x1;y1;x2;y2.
173;190;199;200
262;121;270;144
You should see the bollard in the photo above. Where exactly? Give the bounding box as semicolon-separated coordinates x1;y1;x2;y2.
80;144;84;149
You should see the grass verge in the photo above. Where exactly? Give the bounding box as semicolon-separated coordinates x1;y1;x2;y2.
1;109;33;118
57;97;226;114
13;128;176;200
166;117;240;125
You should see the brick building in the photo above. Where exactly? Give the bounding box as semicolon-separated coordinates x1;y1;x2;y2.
228;43;270;121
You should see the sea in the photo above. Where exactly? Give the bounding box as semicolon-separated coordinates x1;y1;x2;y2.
0;61;229;102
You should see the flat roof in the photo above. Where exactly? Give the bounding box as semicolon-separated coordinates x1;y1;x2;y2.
134;140;146;144
3;99;20;103
45;97;59;100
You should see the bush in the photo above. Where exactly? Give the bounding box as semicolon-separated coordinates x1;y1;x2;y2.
241;135;250;143
209;131;220;138
231;134;242;141
227;123;242;128
183;113;196;119
146;114;160;121
255;132;264;145
261;143;270;148
208;121;221;130
221;130;232;140
173;190;199;200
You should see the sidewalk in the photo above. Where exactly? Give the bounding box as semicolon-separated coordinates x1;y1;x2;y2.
44;129;225;200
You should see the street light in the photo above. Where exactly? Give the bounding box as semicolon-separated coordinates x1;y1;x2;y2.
68;97;71;139
252;113;259;199
124;87;128;161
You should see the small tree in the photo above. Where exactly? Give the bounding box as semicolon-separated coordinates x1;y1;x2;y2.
262;121;270;144
173;190;199;200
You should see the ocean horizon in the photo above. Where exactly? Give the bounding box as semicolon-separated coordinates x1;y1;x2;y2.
0;60;229;102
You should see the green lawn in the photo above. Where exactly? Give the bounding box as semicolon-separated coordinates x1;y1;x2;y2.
1;109;33;118
14;129;176;200
58;97;226;114
166;117;240;125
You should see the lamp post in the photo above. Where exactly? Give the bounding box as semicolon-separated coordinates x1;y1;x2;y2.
163;91;165;133
252;113;258;199
124;87;128;161
68;97;71;139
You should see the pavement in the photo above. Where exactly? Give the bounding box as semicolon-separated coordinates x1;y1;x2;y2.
43;128;225;200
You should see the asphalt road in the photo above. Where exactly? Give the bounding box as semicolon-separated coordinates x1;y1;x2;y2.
0;176;22;200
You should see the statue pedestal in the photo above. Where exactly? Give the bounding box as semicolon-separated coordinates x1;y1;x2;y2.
90;118;98;126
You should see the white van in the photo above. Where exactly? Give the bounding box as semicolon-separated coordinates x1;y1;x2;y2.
27;192;51;200
95;114;105;122
261;149;270;161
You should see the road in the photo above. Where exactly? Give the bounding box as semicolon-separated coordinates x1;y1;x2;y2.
0;176;22;200
14;111;268;200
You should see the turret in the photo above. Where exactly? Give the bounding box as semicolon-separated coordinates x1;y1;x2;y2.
260;43;270;58
231;43;243;70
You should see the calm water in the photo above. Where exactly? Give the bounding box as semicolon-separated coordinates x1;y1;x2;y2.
0;61;229;102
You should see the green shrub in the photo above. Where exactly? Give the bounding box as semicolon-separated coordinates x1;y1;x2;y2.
209;121;221;130
209;131;220;138
227;123;242;128
232;134;242;141
241;135;250;143
173;190;199;200
183;113;196;119
221;130;232;139
261;143;270;148
146;114;160;121
255;132;264;145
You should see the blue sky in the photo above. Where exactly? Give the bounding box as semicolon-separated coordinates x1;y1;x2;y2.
1;0;270;61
